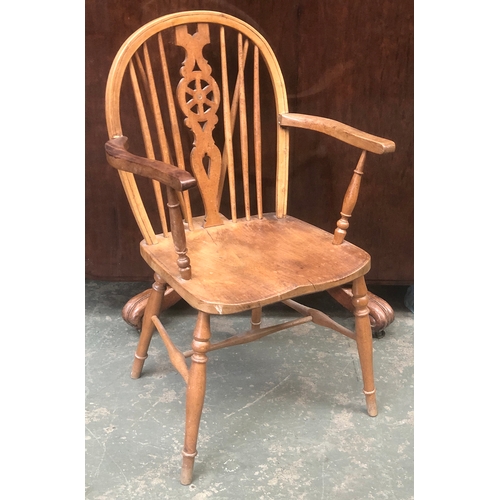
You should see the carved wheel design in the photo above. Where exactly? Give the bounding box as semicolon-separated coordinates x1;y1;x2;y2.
179;75;220;124
175;23;223;227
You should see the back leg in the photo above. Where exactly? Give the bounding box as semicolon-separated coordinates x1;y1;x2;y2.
352;276;378;416
327;286;395;337
130;273;167;379
122;285;182;330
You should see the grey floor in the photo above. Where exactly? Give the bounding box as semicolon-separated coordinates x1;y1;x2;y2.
85;281;414;499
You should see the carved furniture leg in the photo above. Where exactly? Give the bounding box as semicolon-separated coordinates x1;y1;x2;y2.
352;277;377;417
327;286;395;336
181;311;212;485
122;285;182;330
130;274;167;379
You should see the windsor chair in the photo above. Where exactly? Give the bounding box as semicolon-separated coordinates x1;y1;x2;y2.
105;10;395;485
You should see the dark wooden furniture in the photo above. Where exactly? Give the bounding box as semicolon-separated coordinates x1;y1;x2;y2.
105;10;396;485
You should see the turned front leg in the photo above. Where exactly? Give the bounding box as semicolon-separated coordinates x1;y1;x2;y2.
131;273;167;379
352;276;378;416
181;311;212;485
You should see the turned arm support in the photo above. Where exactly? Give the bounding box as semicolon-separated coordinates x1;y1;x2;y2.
279;113;395;244
278;113;395;155
106;135;195;280
105;136;197;191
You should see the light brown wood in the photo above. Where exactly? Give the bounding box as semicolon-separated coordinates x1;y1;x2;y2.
219;26;237;222
183;315;312;357
218;38;249;211
152;315;189;383
278;113;395;154
104;10;396;485
140;214;371;315
352;276;377;416
175;24;223;228
165;186;191;280
141;43;172;166
282;299;356;340
121;286;182;329
333;150;366;245
140;45;171;235
251;307;262;330
105;10;290;233
130;274;167;379
122;284;395;335
238;33;251;220
158;32;194;230
327;287;395;333
117;170;158;245
181;311;211;485
253;45;263;219
129;57;170;236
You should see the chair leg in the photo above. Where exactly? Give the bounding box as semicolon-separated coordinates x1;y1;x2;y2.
327;286;395;336
122;286;182;330
180;311;212;485
251;307;262;330
130;273;167;379
352;276;378;417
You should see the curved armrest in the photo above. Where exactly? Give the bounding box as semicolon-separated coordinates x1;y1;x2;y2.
105;136;197;191
278;113;395;155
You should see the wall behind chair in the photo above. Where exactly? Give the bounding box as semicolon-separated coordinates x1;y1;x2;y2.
86;0;413;284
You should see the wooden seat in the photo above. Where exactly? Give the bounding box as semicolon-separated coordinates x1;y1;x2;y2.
141;214;371;314
104;10;395;485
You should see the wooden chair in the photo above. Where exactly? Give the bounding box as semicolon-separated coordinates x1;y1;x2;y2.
104;10;396;485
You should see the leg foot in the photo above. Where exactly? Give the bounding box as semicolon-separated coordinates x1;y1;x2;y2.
180;450;197;485
363;389;378;417
131;353;148;380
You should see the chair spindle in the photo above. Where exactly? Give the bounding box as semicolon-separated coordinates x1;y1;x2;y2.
220;26;237;222
142;43;172;164
238;33;251;220
253;45;263;219
129;57;169;236
218;38;248;210
158;32;194;230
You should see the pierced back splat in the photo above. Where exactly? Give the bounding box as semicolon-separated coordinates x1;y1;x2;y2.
175;24;223;228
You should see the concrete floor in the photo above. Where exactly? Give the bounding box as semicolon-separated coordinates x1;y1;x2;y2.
85;280;413;499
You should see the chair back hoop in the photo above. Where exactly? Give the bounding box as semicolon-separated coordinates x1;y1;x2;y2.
105;10;290;245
